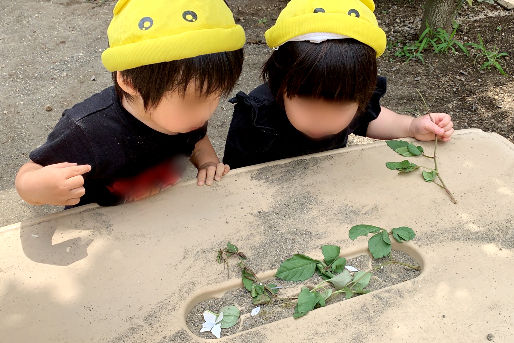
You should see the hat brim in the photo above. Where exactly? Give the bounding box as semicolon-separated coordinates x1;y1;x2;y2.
102;25;246;72
265;14;386;57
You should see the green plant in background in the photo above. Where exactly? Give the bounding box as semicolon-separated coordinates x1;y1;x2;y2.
392;19;508;75
394;23;468;63
467;34;508;75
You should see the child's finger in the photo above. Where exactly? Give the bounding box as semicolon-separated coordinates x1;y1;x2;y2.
443;121;454;131
197;169;207;186
65;198;81;206
425;120;445;136
65;175;85;189
70;186;86;198
443;128;454;139
214;163;225;181
223;165;230;176
66;164;91;178
436;115;451;128
50;162;78;168
205;166;216;186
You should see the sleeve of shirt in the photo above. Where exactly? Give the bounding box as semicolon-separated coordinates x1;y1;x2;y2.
29;112;97;174
223;95;276;169
351;76;387;137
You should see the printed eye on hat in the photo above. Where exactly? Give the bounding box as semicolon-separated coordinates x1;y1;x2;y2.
265;0;387;57
102;0;246;72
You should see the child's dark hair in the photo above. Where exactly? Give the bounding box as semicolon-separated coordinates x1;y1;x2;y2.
262;39;377;110
113;48;244;109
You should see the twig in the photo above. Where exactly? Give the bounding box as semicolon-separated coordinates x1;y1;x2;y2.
429;115;457;204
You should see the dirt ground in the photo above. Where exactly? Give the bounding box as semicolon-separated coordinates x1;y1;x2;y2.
0;0;513;227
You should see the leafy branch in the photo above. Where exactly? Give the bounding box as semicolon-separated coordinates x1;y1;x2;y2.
349;224;419;260
216;229;419;321
385;136;457;204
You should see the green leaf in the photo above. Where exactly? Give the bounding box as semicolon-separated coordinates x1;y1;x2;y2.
349;224;382;240
387;140;423;157
368;233;392;258
293;287;318;319
251;283;265;297
381;230;391;245
391;226;416;242
242;276;254;292
226;242;238;254
318;289;333;307
216;250;224;264
331;257;347;274
276;254;318;281
220;305;240;329
386;160;420;173
395;146;413;157
345;289;354;299
252;293;271;305
242;268;256;292
407;144;423;156
322;245;340;265
352;271;372;289
422;170;437;182
386;140;409;151
265;284;279;295
328;269;353;290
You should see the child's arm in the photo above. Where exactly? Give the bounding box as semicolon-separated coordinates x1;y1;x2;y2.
366;107;454;142
190;135;230;186
15;161;91;206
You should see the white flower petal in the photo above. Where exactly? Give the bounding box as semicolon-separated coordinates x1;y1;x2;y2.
203;310;217;323
211;324;222;339
215;311;224;324
200;324;212;333
251;307;261;316
345;265;359;272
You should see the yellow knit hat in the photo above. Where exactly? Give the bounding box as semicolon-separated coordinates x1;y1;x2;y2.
265;0;386;57
102;0;246;72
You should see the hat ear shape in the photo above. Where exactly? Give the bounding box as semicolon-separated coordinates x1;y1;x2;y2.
359;0;375;12
113;0;130;15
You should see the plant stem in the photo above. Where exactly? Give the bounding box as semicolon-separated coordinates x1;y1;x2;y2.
311;281;330;292
429;115;457;204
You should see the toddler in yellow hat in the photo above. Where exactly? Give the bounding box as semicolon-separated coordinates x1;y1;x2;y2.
223;0;454;169
16;0;245;207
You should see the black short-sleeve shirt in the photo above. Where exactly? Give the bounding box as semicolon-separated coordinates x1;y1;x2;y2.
30;87;207;206
223;77;387;169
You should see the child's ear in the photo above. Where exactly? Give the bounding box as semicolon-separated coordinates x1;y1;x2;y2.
116;71;138;97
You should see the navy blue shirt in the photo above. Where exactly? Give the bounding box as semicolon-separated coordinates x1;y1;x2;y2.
30;87;207;206
223;77;387;169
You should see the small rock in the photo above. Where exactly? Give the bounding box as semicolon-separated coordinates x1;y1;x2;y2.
487;333;494;341
91;75;96;81
459;70;468;76
414;77;421;81
456;76;465;82
45;105;53;112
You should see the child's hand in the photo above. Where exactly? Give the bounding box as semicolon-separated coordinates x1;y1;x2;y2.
196;162;230;186
17;162;91;206
409;113;454;142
